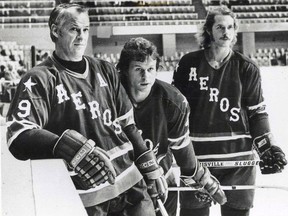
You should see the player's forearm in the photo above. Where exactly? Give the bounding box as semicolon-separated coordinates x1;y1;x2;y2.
172;144;198;176
122;124;148;158
249;112;271;138
9;129;59;160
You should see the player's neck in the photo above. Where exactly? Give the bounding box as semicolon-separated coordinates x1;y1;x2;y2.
207;46;231;62
205;47;231;69
129;89;150;107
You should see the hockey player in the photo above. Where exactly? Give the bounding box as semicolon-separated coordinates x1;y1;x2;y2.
117;37;227;216
6;4;167;216
172;6;287;216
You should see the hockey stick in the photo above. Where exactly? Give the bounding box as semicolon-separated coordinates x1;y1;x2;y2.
168;185;288;192
157;199;169;216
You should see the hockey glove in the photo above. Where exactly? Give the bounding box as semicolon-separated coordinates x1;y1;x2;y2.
135;150;168;209
181;161;227;205
53;129;116;189
254;133;287;174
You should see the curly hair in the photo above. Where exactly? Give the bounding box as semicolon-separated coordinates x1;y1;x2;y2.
195;5;239;49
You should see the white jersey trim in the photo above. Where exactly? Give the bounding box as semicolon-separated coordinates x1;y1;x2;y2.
170;131;191;150
77;163;143;207
190;134;251;142
196;150;255;160
107;142;133;161
77;163;139;193
117;108;135;127
6;117;41;147
247;101;266;110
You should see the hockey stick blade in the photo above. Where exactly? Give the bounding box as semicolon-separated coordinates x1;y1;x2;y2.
168;185;288;192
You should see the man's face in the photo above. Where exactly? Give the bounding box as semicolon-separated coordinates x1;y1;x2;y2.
126;56;157;95
210;15;236;48
55;8;90;61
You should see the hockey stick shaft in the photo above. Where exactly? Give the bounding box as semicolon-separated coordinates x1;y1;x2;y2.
168;185;288;191
157;199;169;216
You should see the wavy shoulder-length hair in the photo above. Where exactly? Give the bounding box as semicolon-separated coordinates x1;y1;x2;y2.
195;5;239;49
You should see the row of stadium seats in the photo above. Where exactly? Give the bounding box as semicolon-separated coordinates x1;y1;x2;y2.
0;1;197;25
1;8;51;17
250;47;288;66
1;13;199;25
77;0;194;7
89;5;195;15
204;0;288;19
1;5;196;17
202;0;288;5
205;5;288;19
0;0;55;9
0;41;52;102
231;4;288;12
95;48;287;71
1;0;193;9
90;13;198;22
235;11;288;18
1;0;288;27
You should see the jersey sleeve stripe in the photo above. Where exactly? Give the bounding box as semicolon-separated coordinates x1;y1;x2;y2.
196;150;255;160
190;134;251;142
107;142;133;160
247;101;266;110
77;163;142;207
116;108;135;127
7;118;41;147
169;132;191;150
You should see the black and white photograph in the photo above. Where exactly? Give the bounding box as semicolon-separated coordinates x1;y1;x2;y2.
1;0;288;216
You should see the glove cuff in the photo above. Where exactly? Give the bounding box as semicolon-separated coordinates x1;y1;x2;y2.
253;132;274;156
53;129;95;168
135;150;163;179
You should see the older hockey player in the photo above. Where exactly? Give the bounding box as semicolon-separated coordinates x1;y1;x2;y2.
117;37;227;216
6;3;167;216
172;5;287;216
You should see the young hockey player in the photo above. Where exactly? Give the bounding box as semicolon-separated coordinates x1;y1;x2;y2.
172;5;287;216
6;3;167;216
117;37;227;216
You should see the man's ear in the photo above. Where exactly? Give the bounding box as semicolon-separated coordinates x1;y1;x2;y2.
51;24;59;39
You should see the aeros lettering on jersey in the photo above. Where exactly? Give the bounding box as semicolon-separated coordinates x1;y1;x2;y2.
17;83;122;134
189;67;240;122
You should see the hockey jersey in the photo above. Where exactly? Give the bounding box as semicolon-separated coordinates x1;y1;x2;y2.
130;79;195;184
6;55;143;207
173;50;267;164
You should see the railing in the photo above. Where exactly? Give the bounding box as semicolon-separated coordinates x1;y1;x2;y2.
0;0;55;8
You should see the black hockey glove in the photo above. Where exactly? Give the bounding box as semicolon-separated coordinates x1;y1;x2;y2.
254;133;287;174
181;161;227;205
135;150;168;210
53;129;116;189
